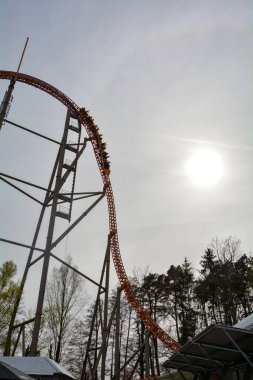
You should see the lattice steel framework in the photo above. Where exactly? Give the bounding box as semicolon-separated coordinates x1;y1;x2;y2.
0;70;181;356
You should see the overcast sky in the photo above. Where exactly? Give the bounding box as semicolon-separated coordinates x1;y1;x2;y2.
0;0;252;308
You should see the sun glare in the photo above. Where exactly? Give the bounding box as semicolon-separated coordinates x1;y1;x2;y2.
186;149;224;187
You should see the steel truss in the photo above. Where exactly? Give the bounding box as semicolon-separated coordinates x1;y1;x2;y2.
0;71;180;377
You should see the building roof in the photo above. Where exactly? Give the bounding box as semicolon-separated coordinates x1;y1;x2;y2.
0;361;35;380
163;324;253;376
234;313;253;330
0;357;75;379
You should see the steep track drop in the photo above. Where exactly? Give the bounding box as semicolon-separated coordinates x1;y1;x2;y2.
0;71;181;352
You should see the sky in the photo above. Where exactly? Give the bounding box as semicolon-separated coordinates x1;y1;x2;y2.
0;0;252;309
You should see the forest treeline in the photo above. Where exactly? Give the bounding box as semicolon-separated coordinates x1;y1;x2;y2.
0;236;253;378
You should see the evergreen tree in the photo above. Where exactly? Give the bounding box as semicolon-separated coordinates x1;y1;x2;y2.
195;238;253;326
164;259;197;344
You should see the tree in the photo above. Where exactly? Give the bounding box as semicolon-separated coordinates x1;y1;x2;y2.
0;261;20;350
141;273;167;375
195;237;253;326
210;236;242;263
31;237;251;377
80;300;103;379
43;256;86;363
164;259;197;344
194;248;220;326
234;254;253;317
63;318;88;378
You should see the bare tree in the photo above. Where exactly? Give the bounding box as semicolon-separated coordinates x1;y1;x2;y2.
44;256;86;363
210;236;241;263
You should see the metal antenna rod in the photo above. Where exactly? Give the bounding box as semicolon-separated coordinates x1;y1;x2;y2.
0;37;29;130
16;37;29;75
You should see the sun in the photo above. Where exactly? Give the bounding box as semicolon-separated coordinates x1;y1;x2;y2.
186;149;224;187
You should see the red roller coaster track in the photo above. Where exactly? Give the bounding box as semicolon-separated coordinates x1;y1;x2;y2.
0;70;181;353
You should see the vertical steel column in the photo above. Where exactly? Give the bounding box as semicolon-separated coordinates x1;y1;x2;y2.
145;330;150;378
22;326;25;356
101;238;110;380
91;292;118;379
114;287;121;379
11;327;22;356
81;241;109;380
4;150;60;356
30;109;71;355
0;38;29;130
0;80;15;130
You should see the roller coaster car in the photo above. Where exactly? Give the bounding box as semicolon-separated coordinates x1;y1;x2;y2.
102;152;109;159
109;229;117;237
103;168;110;175
80;107;87;114
103;161;110;175
96;134;102;144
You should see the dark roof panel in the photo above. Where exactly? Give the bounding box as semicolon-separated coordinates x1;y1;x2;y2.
163;325;253;375
0;361;35;380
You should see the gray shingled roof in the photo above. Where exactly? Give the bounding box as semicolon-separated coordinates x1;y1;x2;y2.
0;357;75;379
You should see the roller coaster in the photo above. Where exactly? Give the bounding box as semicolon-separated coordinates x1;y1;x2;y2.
0;70;180;374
